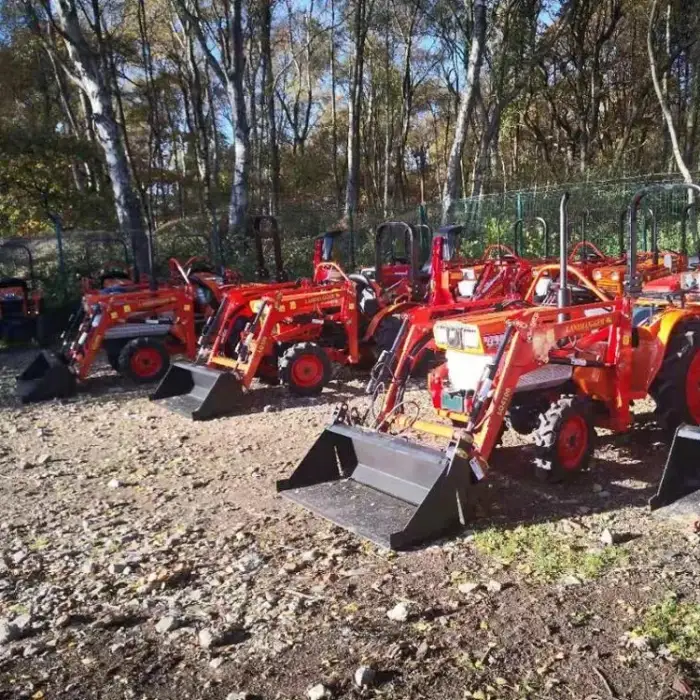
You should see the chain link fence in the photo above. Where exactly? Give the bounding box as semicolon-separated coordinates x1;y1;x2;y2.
3;171;700;306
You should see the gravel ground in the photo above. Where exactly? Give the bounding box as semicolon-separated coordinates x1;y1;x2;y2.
1;348;699;700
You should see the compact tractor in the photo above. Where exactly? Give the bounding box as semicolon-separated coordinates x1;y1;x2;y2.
0;240;45;345
590;205;691;297
16;218;288;403
278;184;700;550
151;221;448;420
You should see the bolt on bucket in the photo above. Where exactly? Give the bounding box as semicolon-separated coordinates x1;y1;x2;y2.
15;350;77;404
649;423;700;522
150;361;243;420
277;415;478;550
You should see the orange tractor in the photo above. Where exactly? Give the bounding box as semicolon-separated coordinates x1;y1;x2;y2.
16;219;288;403
150;221;429;420
590;205;690;297
0;240;45;344
278;184;700;549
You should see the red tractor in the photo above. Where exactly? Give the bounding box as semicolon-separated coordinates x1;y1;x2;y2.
150;221;428;419
15;219;288;403
0;240;45;345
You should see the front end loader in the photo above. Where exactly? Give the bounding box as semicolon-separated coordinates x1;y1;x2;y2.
151;221;425;420
278;184;700;549
16;259;206;403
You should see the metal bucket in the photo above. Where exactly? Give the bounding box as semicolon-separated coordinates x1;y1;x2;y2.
150;361;243;420
16;351;77;404
277;417;478;550
650;424;700;522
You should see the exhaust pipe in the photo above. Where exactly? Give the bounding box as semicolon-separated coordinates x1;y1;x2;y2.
557;193;571;320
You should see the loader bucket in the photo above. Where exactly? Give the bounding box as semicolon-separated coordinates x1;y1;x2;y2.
150;361;243;421
277;423;476;550
649;424;700;522
15;350;77;404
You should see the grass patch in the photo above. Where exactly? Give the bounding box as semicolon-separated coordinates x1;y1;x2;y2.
631;594;700;661
473;524;625;582
28;536;50;551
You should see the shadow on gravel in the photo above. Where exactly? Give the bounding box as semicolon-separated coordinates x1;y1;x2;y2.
466;419;667;534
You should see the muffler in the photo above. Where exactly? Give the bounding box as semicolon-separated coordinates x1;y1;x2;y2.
650;424;700;522
16;350;77;404
277;409;479;550
150;361;243;420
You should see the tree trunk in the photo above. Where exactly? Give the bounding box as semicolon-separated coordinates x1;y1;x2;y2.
329;0;341;207
648;0;693;185
344;0;370;218
52;0;147;270
260;0;280;215
227;0;250;237
441;0;486;223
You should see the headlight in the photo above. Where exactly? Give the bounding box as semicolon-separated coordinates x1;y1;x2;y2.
434;325;448;346
611;271;621;282
462;267;476;281
91;313;102;328
592;270;602;281
461;326;480;348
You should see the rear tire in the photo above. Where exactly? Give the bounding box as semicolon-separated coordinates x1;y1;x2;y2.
117;338;170;384
279;342;332;396
650;322;700;435
533;396;595;483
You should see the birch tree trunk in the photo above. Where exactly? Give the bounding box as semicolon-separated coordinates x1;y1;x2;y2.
260;0;280;215
227;0;250;237
344;0;371;218
648;0;693;185
441;0;486;224
49;0;147;271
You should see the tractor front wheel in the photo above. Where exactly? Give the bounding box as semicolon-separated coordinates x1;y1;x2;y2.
651;322;700;434
533;396;595;483
118;338;170;384
279;342;332;396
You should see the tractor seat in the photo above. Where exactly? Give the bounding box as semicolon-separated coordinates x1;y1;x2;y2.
348;274;379;317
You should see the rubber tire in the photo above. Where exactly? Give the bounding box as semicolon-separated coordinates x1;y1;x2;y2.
507;404;542;436
104;340;126;371
278;342;332;396
117;337;170;384
650;322;700;435
533;396;595;483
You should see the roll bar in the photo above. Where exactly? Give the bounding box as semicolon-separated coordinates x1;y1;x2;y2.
374;221;419;298
626;183;700;295
0;240;35;288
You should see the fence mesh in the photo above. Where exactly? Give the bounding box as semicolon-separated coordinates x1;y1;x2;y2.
3;171;699;305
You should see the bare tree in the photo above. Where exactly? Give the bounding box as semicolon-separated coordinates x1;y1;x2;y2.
27;0;148;269
441;0;486;223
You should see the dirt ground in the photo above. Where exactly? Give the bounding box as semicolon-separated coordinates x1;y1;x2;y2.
1;348;699;700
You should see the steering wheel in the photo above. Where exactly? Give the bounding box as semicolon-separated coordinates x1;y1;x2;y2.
568;241;608;264
97;260;131;287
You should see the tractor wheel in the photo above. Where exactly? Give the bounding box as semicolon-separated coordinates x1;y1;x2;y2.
533;396;595;483
117;338;170;384
507;405;541;435
104;340;126;372
651;322;700;434
279;342;332;396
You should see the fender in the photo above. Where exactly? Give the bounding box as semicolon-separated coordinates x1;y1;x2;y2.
362;300;419;342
